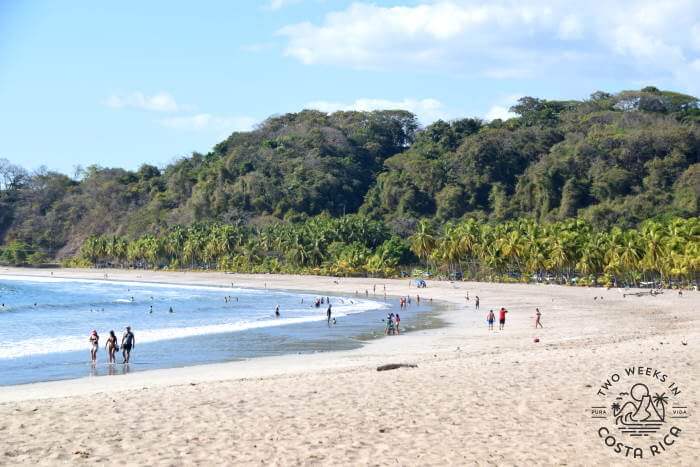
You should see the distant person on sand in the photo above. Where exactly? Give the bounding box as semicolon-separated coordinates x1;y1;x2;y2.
105;330;118;364
475;296;480;310
487;310;495;330
535;308;543;328
498;308;508;330
275;305;280;318
89;330;99;363
326;304;332;326
121;326;135;363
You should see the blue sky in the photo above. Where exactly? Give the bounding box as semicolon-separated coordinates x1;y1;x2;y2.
1;0;699;174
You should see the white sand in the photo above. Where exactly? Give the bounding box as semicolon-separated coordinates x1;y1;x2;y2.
0;267;697;465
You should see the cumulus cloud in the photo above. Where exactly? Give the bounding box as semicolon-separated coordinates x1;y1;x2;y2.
306;97;449;123
278;0;700;86
159;114;257;133
484;94;522;121
104;92;178;112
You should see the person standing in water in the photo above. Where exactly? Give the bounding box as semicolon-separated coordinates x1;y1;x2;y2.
487;310;495;331
275;305;280;318
89;330;99;363
121;326;135;363
326;304;332;326
535;308;543;328
105;330;118;364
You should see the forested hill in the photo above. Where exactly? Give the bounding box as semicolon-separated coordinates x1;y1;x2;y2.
1;87;699;259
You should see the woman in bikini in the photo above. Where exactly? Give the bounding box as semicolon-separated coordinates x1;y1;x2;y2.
105;330;118;364
89;330;99;363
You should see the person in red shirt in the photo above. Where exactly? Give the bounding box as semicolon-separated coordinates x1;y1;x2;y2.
498;307;508;330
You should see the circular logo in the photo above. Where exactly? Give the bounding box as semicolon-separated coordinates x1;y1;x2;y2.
590;366;690;459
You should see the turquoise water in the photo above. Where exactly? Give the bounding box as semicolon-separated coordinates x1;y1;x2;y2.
0;276;433;386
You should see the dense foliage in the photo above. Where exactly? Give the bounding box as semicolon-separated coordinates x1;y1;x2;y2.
1;87;698;283
73;216;698;286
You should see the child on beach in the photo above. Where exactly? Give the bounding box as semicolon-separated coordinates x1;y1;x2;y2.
395;313;400;335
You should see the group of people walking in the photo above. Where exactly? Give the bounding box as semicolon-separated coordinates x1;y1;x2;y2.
89;326;135;364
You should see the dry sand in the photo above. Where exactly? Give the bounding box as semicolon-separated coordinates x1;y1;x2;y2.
0;267;697;466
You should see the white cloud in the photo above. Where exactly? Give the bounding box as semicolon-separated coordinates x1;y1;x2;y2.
278;1;700;86
485;105;516;121
558;15;583;40
104;92;178;112
159;114;256;133
306;97;449;123
484;94;522;121
265;0;301;11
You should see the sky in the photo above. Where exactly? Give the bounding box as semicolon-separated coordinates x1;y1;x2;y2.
1;0;699;174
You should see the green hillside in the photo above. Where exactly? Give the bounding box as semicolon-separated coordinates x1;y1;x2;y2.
1;87;698;283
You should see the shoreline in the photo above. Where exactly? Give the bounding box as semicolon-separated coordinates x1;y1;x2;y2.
1;267;698;464
0;269;447;399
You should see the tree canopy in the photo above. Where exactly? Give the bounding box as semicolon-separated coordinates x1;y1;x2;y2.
0;88;698;278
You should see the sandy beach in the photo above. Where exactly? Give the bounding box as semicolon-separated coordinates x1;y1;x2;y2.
0;267;697;466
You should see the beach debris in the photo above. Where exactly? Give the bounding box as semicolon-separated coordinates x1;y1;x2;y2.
681;341;687;346
533;338;540;343
376;363;418;372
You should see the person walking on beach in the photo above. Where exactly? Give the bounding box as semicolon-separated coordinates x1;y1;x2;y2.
487;310;495;330
89;330;99;363
535;308;543;328
475;296;480;310
326;304;332;326
105;330;118;364
121;326;135;364
395;313;401;335
498;308;508;330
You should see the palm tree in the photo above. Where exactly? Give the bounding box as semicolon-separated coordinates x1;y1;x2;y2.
410;220;436;266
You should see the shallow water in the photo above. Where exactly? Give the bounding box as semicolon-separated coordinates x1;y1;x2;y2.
0;276;434;385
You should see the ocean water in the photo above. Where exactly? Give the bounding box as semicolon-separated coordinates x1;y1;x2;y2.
0;276;436;386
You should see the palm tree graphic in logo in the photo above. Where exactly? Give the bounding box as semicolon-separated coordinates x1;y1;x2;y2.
612;383;668;436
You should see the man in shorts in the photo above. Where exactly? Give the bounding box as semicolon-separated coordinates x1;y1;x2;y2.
498;307;508;330
121;326;135;363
